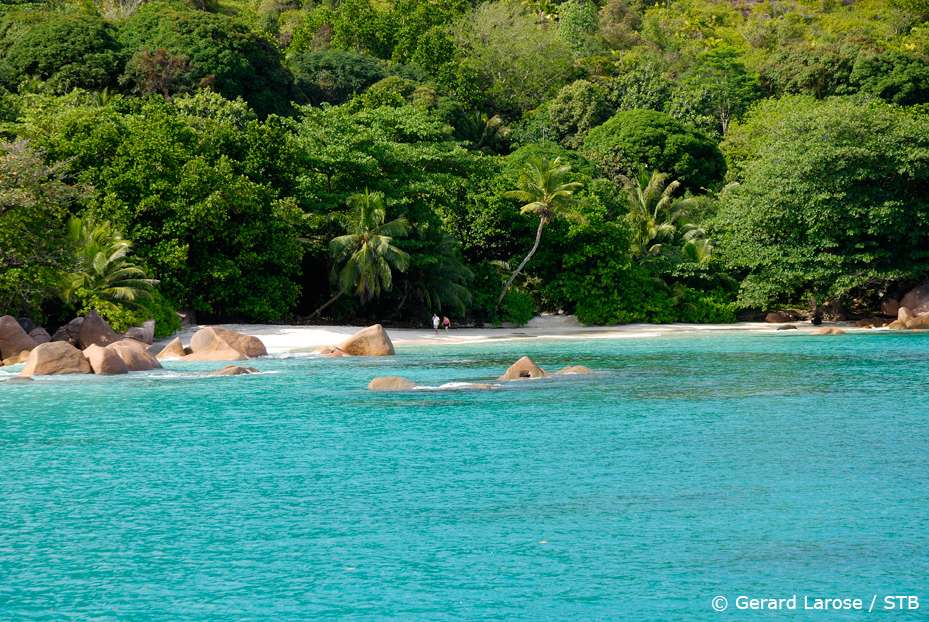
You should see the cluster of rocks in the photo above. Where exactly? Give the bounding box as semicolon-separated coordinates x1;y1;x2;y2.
887;306;929;330
1;311;268;379
0;311;161;378
316;324;395;357
368;355;591;392
154;326;267;362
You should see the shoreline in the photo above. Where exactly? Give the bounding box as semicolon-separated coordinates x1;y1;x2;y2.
160;319;886;356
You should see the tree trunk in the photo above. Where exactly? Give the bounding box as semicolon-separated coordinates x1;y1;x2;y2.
497;218;546;307
309;290;344;319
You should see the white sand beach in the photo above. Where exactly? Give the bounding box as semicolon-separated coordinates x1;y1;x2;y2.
160;315;875;356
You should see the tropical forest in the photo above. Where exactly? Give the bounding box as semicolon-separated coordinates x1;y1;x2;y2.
2;0;928;333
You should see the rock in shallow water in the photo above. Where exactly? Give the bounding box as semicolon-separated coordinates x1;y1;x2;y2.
340;324;395;356
107;339;162;371
155;337;186;361
368;376;416;391
555;365;592;375
20;342;92;377
83;344;128;375
499;356;546;380
209;365;259;376
185;327;266;361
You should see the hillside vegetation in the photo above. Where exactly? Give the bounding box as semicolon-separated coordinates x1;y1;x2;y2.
2;0;928;328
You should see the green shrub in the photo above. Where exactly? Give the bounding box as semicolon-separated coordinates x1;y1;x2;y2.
582;109;725;191
291;49;385;105
119;2;295;117
0;10;122;94
500;288;535;326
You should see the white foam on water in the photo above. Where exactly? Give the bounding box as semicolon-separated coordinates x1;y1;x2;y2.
413;382;500;391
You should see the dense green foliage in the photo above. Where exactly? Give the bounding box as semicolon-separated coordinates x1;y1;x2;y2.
717;96;929;312
1;0;927;330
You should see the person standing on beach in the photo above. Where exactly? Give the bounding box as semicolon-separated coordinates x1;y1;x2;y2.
442;316;450;332
432;313;440;335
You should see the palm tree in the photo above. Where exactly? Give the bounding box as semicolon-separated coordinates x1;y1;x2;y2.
681;224;714;264
311;190;410;318
497;156;582;306
61;216;158;306
621;169;684;259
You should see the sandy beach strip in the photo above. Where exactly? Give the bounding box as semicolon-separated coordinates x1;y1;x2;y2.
157;317;879;356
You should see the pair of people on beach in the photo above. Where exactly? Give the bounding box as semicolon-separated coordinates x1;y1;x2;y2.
432;314;450;335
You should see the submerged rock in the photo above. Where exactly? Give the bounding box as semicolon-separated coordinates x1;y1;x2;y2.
555;365;592;375
209;365;259;376
811;327;846;336
107;339;162;371
315;346;348;357
0;315;38;361
340;324;395;356
155;337;186;361
499;356;546;380
83;344;129;375
20;342;92;377
368;376;416;391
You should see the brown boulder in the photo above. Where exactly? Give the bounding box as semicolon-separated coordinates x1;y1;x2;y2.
3;351;31;366
900;283;929;316
898;306;915;323
188;326;267;360
20;341;92;377
776;324;798;330
887;319;907;330
556;365;592;375
125;320;155;345
315;346;348;357
52;317;84;345
29;327;51;344
209;365;259;376
106;339;162;371
0;315;38;360
764;311;791;323
78;310;122;348
811;327;846;336
83;344;129;375
499;356;546;380
368;376;416;391
905;313;929;330
155;337;186;360
339;324;395;356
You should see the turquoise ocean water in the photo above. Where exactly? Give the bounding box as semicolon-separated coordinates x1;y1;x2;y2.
1;331;928;620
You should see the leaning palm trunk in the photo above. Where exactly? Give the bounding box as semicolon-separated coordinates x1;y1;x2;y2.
497;217;546;306
309;290;344;319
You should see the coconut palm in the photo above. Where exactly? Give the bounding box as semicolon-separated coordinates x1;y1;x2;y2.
621;169;683;259
60;215;158;305
311;190;410;318
681;224;714;264
497;156;582;306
